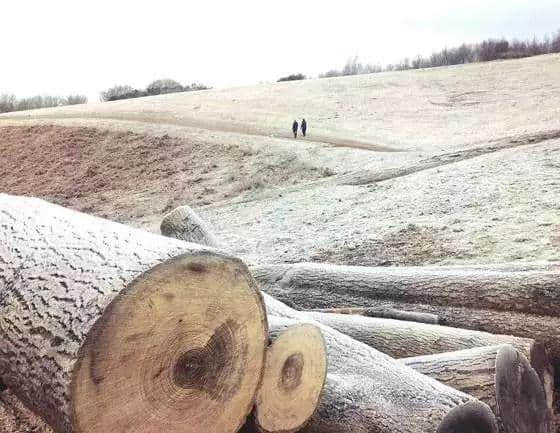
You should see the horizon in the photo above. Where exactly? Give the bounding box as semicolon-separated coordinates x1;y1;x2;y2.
1;0;559;102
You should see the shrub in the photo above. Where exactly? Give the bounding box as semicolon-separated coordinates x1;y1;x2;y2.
100;80;210;102
146;79;184;95
100;85;146;102
277;73;306;82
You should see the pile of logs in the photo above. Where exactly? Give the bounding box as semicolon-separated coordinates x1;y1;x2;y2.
0;196;556;433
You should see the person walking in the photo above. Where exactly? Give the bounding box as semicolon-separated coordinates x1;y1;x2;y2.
292;120;299;138
301;118;307;137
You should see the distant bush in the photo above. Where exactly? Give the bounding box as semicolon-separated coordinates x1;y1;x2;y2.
146;79;184;95
101;79;210;102
0;93;88;113
100;85;146;102
277;73;306;82
320;30;560;78
184;82;211;91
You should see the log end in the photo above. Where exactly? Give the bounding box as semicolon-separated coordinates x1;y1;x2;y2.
71;252;268;433
495;345;552;433
436;400;498;433
529;342;555;410
254;323;327;433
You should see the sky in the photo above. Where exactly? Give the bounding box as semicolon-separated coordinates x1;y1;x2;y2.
1;0;559;102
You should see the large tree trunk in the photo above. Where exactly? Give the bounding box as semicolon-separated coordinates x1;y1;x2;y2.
0;194;268;433
252;262;560;317
303;310;553;402
401;345;552;433
261;295;499;433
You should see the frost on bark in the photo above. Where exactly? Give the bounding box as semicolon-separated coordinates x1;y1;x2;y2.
0;194;268;433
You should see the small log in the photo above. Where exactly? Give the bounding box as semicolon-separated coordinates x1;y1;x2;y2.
160;204;220;247
308;306;440;324
401;345;552;433
244;319;327;433
0;194;268;433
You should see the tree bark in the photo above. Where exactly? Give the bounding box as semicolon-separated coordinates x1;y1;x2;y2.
304;311;554;409
0;388;53;433
261;295;498;433
307;306;440;324
401;345;552;433
253;263;560;391
0;194;268;433
304;310;539;360
244;319;327;433
252;262;560;317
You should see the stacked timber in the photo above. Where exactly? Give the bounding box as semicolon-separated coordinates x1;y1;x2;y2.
0;196;503;433
160;202;557;433
252;262;560;363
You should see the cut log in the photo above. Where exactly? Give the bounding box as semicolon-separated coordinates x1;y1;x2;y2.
160;212;499;433
308;306;440;324
246;319;327;433
401;345;552;433
0;194;268;433
261;296;498;433
253;263;560;390
160;204;221;247
252;262;560;317
304;311;555;409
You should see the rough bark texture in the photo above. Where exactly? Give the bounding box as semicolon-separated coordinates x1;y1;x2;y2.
0;194;268;433
160;204;221;247
304;311;554;409
304;311;537;359
253;264;560;381
308;306;440;324
0;388;53;433
252;262;560;317
261;294;498;433
401;345;552;433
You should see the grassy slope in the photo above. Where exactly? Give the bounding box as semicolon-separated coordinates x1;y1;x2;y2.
1;53;559;265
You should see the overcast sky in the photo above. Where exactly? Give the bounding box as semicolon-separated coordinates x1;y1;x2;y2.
1;0;559;101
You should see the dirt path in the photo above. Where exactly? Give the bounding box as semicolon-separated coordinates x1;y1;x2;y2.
337;128;560;185
0;112;402;153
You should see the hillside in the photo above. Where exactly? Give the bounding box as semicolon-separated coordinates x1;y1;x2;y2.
1;53;559;266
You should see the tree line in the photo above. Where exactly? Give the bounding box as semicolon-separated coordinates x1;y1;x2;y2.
0;94;87;114
318;30;560;78
100;79;210;102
